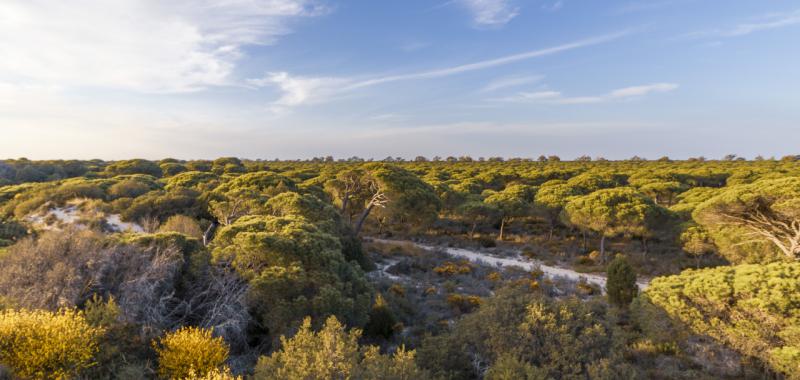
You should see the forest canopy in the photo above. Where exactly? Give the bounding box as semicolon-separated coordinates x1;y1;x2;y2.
0;156;798;379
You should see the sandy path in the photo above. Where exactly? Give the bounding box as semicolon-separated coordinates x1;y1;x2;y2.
370;238;649;290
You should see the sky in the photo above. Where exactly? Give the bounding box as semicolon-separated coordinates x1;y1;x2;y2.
1;0;799;160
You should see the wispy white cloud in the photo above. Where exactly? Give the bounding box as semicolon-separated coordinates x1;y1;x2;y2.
683;9;800;39
248;72;347;111
344;31;629;90
494;83;678;104
0;0;325;93
481;75;543;92
249;31;629;110
459;0;520;27
542;1;564;12
608;83;679;98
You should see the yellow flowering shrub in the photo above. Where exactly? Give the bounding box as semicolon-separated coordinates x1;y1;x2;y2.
433;261;473;276
154;327;230;380
446;294;482;313
0;308;103;380
182;367;242;380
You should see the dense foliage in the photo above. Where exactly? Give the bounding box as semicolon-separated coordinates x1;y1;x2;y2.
0;309;103;379
606;255;638;307
154;327;231;379
0;156;798;378
254;316;425;379
644;262;800;377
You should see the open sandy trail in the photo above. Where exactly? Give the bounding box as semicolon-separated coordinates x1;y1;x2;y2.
369;238;650;290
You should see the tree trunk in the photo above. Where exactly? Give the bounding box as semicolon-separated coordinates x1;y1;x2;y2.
354;204;375;236
581;230;587;252
340;194;350;216
470;222;477;239
642;237;649;257
498;218;506;241
600;235;606;263
548;224;554;241
203;221;218;247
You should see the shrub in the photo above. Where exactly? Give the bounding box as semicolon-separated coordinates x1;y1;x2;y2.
358;345;426;380
51;181;105;202
0;229;108;310
389;284;406;297
0;309;104;379
575;281;598;296
0;220;26;247
153;327;230;380
446;294;482;313
606;255;638;307
121;188;205;223
183;367;242;380
574;256;594;266
433;261;473;276
164;171;219;191
478;236;496;248
364;294;398;339
159;215;204;240
254;316;361;380
644;262;800;377
106;159;163;177
160;163;188;177
254;316;426;380
109;179;152;199
485;353;547;380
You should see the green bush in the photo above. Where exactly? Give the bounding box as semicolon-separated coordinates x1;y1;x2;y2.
254;316;426;380
105;159;163;178
606;255;637;307
644;262;800;377
363;294;397;339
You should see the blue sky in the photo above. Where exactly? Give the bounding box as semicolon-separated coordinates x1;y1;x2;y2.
1;0;799;160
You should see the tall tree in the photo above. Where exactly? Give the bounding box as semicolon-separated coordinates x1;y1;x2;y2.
679;224;716;268
485;184;536;241
693;177;800;263
456;199;499;238
564;188;663;262
534;181;582;240
325;168;369;223
348;164;440;236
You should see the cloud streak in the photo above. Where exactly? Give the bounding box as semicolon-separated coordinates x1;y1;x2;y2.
481;75;543;92
494;83;679;104
346;31;629;90
683;9;800;39
249;31;629;110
